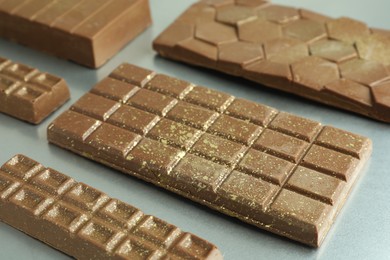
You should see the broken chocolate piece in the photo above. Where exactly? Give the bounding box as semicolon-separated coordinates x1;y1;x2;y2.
153;1;390;122
0;57;70;124
0;0;152;68
48;63;372;247
0;154;222;259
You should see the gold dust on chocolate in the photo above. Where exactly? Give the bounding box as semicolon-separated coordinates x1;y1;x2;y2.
48;63;372;247
0;155;223;259
153;0;390;122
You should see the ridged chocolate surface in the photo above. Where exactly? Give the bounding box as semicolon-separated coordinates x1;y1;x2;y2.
153;0;390;123
0;57;69;124
48;63;372;247
0;0;152;68
0;154;222;259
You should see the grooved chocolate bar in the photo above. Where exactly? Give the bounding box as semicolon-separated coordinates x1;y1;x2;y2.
0;0;152;68
153;0;390;123
0;155;222;259
0;57;70;124
48;63;372;247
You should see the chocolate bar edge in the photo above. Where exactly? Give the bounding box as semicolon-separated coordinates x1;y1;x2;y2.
90;0;153;68
0;217;74;258
33;79;70;124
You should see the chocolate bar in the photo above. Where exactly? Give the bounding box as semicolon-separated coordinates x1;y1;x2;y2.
0;57;69;124
47;63;372;247
153;1;390;123
0;0;152;68
0;154;222;259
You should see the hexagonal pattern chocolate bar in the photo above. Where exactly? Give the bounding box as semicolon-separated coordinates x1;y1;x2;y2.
0;154;222;259
47;63;372;247
0;57;70;124
153;0;390;123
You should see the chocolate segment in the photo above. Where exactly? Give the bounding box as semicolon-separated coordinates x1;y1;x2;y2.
0;0;152;68
0;57;70;124
153;1;390;122
47;63;372;247
0;155;222;260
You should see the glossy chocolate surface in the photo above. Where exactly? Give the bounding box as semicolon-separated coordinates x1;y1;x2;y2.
0;57;69;124
47;63;372;247
0;154;222;259
153;0;390;122
0;0;152;68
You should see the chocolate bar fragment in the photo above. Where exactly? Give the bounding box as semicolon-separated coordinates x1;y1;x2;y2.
47;63;372;247
0;0;152;68
0;57;70;124
0;154;222;259
153;0;390;123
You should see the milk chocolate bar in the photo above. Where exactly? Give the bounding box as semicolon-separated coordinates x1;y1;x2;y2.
0;154;222;259
48;63;372;247
153;0;390;123
0;0;152;68
0;57;70;124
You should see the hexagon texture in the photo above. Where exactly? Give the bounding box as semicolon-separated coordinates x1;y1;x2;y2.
153;1;390;123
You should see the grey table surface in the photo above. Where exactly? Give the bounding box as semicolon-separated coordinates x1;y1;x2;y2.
0;0;389;259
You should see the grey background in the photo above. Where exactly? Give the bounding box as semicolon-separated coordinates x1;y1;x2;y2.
0;0;389;259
